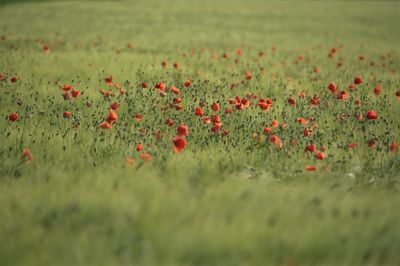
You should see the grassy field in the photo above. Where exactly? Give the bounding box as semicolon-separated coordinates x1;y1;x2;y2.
1;0;400;265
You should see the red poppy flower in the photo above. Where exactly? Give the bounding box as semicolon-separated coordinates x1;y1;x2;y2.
135;114;143;122
140;152;153;162
110;102;120;110
104;76;113;86
136;143;144;152
177;124;189;137
258;101;270;112
263;127;272;135
305;144;316;153
63;84;71;91
107;110;118;124
71;89;80;98
348;143;357;149
63;111;72;118
10;76;18;83
244;71;252;80
202;116;211;123
211;124;221;134
100;89;113;98
296;117;309;125
141;82;148;88
315;152;325;160
390;142;398;152
173;97;181;104
373;85;381;95
170;85;179;95
211;114;221;125
183;79;191;87
349;83;356;90
271;119;279;128
395;89;400;100
8;112;19;122
288;97;296;106
225;108;233;114
173;62;180;69
310;96;320;105
100;121;111;129
211;102;220;112
155;82;166;90
337;90;348;100
165;118;175;126
303;128;312;137
354;76;362;85
290;139;297;146
126;156;135;166
368;139;377;148
194;107;204;116
328;82;337;93
306;165;317;171
172;136;187;153
0;73;5;81
366;110;378;120
21;148;33;164
161;61;167;68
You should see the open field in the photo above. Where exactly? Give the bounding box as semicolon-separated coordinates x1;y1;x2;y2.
1;0;400;265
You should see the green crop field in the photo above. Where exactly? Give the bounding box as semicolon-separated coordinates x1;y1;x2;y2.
1;0;400;265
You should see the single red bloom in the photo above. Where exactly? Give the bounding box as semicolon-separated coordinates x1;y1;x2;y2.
306;165;317;171
177;124;189;137
172;136;187;153
303;128;312;137
315;152;325;160
348;143;357;149
63;84;71;91
305;144;316;153
142;82;148;88
390;142;398;152
373;85;381;95
211;114;221;124
63;111;72;118
183;79;191;87
170;85;180;95
211;102;220;112
71;89;80;98
194;107;204;116
21;148;33;164
10;76;18;83
211;124;221;134
288;97;296;106
100;121;112;129
165;118;175;126
225;108;233;114
202;116;211;123
368;139;377;148
354;76;362;85
8;112;19;122
366;110;378;120
337;90;348;100
310;96;320;105
155;82;166;90
136;143;144;152
173;62;180;69
161;61;167;68
271;119;279;128
110;102;120;110
263;127;272;135
104;76;113;86
395;89;400;99
135;114;143;122
328;82;337;93
140;152;153;162
173;97;181;104
107;110;118;124
244;71;252;80
349;83;356;90
258;101;270;112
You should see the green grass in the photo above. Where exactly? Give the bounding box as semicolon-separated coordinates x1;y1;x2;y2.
1;0;400;265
